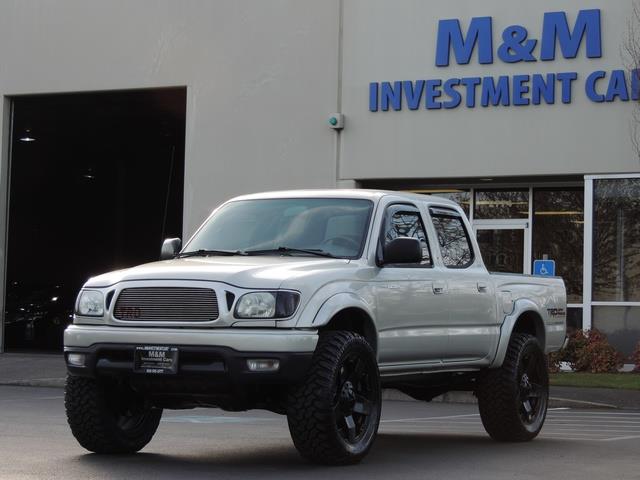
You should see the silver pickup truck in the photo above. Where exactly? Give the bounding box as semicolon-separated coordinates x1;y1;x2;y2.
64;189;566;465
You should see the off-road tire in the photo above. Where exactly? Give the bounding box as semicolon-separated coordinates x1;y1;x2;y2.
65;375;162;453
476;333;549;442
287;331;381;465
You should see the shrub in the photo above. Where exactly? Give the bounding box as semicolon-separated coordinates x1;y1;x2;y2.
547;350;563;373
632;341;640;373
547;329;585;372
548;329;623;374
571;329;623;373
563;329;589;365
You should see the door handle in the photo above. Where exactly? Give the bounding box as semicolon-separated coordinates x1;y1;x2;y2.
477;282;488;292
433;283;446;294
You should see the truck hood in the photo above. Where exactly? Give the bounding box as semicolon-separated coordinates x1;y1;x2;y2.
83;256;352;289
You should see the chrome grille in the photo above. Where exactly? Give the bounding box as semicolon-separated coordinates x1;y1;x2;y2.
113;287;219;322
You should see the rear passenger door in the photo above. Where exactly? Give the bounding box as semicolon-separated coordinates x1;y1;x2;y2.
429;207;498;363
374;204;448;366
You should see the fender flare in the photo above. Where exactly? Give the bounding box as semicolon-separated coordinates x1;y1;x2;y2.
307;293;378;353
489;298;544;368
311;292;376;329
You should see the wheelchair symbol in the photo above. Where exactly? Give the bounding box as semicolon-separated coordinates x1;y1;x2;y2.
533;260;555;276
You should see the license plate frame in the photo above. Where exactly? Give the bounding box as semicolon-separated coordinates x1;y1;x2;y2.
134;346;179;375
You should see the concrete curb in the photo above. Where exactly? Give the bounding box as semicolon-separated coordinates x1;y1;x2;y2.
1;378;66;388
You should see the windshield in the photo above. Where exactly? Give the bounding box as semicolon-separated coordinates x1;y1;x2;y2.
185;198;374;259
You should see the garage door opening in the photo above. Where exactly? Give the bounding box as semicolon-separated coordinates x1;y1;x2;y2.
4;88;186;351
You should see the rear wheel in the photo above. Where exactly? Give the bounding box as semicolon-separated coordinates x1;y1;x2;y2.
287;331;381;465
476;333;549;441
65;375;162;453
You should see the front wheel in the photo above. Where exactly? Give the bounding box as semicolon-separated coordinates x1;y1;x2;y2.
476;333;549;442
287;331;381;465
65;375;162;453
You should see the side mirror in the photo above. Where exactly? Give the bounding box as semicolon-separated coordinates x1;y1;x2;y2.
383;237;422;265
160;238;182;260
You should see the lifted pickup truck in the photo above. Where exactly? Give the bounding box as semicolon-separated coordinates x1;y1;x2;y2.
64;189;566;465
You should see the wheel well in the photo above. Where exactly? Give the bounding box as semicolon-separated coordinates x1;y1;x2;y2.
318;308;378;353
512;311;545;348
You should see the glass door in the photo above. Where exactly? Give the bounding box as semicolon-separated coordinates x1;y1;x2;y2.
474;223;530;274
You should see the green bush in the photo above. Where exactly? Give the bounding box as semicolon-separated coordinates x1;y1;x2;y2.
548;329;623;374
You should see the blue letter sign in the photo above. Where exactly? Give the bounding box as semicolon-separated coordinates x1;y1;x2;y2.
540;9;602;61
368;9;631;112
435;17;493;66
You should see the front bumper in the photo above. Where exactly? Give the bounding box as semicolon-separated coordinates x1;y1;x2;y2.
64;325;317;408
65;343;313;385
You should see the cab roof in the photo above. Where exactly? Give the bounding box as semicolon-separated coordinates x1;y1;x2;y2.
229;189;460;208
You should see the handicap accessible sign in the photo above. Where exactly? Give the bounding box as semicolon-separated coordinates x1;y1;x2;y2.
533;260;556;276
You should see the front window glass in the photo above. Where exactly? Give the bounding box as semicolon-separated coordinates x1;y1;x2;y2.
593;178;640;301
382;207;432;266
474;189;529;219
185;198;373;259
431;212;474;268
476;228;524;273
533;188;584;303
592;306;640;356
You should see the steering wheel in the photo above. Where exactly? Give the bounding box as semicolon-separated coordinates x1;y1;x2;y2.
321;236;360;250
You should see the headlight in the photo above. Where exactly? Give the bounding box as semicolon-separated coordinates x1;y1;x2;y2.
76;290;104;317
235;291;300;319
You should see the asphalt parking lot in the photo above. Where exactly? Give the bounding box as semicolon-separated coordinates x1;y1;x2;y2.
1;385;638;479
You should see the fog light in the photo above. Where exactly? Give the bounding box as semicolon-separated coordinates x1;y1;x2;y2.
67;353;86;367
246;359;280;372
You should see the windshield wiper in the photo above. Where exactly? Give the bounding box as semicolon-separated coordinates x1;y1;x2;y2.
176;249;246;258
244;246;337;258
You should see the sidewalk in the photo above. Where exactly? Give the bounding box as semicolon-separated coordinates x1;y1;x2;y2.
0;352;66;388
1;352;639;409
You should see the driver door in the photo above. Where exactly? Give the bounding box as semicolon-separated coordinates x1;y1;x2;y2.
374;203;449;367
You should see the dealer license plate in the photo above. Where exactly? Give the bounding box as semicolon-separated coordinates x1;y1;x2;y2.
134;346;179;374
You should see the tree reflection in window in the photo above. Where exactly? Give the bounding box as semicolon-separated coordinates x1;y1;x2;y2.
593;178;640;302
533;188;583;303
384;211;431;265
432;215;473;268
474;190;529;219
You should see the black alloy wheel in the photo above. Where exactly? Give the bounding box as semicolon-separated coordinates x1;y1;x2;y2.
65;375;162;453
476;333;549;441
287;331;381;465
517;348;548;427
334;350;377;445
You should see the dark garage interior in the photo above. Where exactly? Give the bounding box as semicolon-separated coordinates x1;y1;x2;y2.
4;88;186;351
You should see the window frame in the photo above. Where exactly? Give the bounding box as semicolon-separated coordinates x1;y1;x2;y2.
376;203;433;268
429;206;475;269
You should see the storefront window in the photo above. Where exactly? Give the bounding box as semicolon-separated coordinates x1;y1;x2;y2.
411;189;470;217
474;189;528;219
593;178;640;301
592;306;640;356
567;307;583;333
476;228;524;273
532;188;583;303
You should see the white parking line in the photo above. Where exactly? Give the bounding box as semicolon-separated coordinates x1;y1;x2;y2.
548;411;640;416
601;435;640;441
380;408;640;442
381;413;480;423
